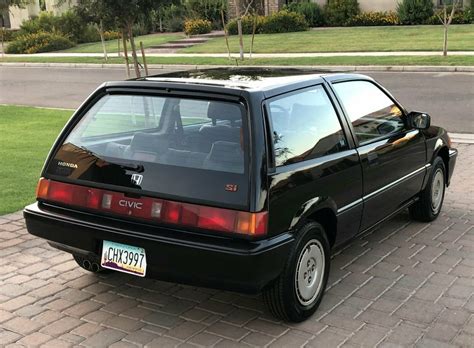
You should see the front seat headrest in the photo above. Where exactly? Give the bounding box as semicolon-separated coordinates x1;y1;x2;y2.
207;102;241;123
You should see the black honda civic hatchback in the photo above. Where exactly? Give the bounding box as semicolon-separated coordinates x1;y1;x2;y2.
24;68;457;322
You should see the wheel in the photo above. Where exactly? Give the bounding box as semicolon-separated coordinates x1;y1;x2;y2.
73;254;110;273
409;157;446;222
263;222;330;322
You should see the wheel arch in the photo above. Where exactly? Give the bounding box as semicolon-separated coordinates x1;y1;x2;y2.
289;197;338;248
435;146;450;185
306;208;337;248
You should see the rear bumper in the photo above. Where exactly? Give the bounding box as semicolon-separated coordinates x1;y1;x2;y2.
24;203;294;293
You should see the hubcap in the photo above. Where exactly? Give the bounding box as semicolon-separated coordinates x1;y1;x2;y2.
431;168;445;213
295;239;325;306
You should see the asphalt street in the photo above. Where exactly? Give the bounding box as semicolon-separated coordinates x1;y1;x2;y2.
0;66;473;133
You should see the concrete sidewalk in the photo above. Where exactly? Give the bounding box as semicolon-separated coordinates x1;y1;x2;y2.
3;51;474;58
0;143;473;347
1;62;474;73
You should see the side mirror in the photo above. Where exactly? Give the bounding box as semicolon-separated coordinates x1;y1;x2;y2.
406;111;431;130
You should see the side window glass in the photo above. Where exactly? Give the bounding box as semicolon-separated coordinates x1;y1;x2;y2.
333;81;405;145
268;85;348;167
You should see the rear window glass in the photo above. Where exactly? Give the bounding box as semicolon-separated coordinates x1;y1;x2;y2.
65;94;245;174
47;94;249;208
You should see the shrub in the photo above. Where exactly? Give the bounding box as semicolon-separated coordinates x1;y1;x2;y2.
6;31;74;54
80;24;101;43
324;0;360;26
18;11;97;43
184;19;213;35
132;21;150;37
466;7;474;23
18;12;56;35
425;7;473;24
161;4;187;32
185;0;227;29
284;1;325;27
103;31;121;41
347;11;400;26
396;0;434;25
260;10;308;33
227;10;307;35
55;10;88;43
0;28;20;42
227;15;265;35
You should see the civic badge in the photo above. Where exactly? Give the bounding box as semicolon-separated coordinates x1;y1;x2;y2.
131;174;143;186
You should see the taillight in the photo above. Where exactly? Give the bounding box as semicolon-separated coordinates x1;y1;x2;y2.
36;178;50;199
446;133;452;148
35;178;267;237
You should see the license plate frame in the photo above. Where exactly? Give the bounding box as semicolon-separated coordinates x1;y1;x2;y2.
101;240;147;277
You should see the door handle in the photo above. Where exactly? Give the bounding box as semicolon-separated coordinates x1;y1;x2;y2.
367;152;379;165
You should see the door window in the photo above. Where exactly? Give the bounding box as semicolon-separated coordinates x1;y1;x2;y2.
333;81;405;145
267;85;348;167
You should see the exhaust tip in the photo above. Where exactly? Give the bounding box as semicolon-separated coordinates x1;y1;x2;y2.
91;263;100;273
82;259;91;270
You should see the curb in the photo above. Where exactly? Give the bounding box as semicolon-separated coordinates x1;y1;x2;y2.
450;133;474;144
1;62;474;73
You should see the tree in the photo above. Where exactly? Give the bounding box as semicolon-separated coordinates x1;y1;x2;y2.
73;0;114;61
0;0;30;56
437;0;460;56
234;0;255;60
103;0;177;77
58;0;173;76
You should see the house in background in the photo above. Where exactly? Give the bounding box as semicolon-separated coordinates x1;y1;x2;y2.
228;0;472;17
2;0;77;29
2;1;40;29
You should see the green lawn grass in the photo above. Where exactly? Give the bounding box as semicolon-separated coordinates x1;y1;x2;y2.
182;25;474;53
62;32;185;53
0;105;72;214
1;55;474;66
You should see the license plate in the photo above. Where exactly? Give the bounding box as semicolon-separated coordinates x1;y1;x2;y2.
101;240;147;277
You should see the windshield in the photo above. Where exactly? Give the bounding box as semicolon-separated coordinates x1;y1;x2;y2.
45;94;249;208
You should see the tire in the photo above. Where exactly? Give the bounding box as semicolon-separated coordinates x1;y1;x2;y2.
73;254;110;274
263;222;330;322
409;156;446;222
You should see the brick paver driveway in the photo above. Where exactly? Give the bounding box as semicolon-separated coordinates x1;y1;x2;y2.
1;144;473;348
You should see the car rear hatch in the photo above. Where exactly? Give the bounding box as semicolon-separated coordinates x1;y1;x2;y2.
38;89;267;237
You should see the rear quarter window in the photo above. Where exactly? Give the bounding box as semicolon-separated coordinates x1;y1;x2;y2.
267;85;348;167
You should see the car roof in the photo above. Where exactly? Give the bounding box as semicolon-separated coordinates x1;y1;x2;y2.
138;68;371;93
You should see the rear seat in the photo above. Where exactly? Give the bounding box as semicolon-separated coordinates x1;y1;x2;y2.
162;149;207;168
104;133;242;173
203;141;243;174
126;133;171;161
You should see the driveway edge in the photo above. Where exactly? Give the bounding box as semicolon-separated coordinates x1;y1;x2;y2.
1;62;474;72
